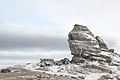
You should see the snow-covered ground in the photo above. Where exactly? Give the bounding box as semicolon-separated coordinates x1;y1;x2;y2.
22;61;119;80
12;50;119;80
1;50;120;80
0;51;72;69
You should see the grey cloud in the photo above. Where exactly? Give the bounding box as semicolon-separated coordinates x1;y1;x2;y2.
0;30;69;51
0;27;119;52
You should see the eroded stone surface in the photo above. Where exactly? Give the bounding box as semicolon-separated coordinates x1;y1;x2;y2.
95;36;108;50
68;24;111;63
68;24;101;56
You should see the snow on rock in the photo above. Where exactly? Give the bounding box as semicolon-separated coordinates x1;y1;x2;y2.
68;24;101;63
68;24;118;66
95;36;108;50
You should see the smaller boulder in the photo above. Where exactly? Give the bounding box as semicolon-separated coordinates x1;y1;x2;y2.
54;58;70;66
62;58;70;65
95;36;108;50
40;59;54;67
71;56;85;63
108;49;114;53
1;68;11;73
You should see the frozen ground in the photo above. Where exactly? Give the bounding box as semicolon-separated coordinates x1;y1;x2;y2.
1;51;120;80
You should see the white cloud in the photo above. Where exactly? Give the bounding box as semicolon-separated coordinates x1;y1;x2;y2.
0;24;71;51
0;0;119;35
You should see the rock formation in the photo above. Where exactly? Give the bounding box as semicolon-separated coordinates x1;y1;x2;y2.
68;24;111;63
39;58;70;67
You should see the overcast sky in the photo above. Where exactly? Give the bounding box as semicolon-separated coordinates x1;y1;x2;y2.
0;0;120;57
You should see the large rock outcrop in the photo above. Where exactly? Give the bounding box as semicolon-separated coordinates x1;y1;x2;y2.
68;24;109;63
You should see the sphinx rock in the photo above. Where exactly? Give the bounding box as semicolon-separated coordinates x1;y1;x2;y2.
68;24;110;63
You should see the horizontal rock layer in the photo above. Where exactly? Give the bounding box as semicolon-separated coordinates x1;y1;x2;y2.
68;24;110;63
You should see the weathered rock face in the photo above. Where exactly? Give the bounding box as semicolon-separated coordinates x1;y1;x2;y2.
95;36;108;50
39;58;70;67
68;24;110;63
